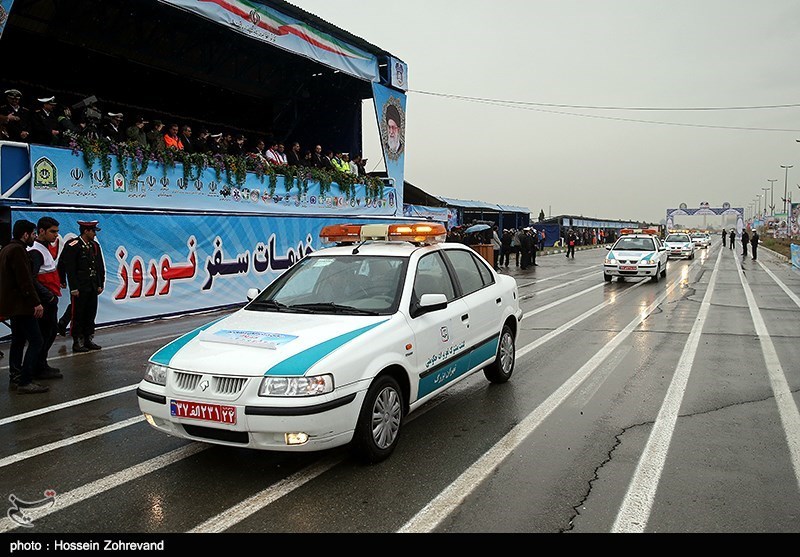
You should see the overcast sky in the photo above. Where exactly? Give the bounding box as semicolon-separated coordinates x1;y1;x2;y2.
293;0;800;223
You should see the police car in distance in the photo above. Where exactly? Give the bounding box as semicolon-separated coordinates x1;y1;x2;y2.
663;232;696;259
603;228;669;282
137;222;523;464
690;232;710;249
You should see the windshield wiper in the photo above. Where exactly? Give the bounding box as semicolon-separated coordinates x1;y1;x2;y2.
287;303;379;315
247;299;288;311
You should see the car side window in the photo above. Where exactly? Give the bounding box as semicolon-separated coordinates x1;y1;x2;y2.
412;253;456;304
443;249;491;296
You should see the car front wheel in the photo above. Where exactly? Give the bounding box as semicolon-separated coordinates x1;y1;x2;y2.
651;264;660;282
352;375;404;464
484;324;515;383
604;273;612;282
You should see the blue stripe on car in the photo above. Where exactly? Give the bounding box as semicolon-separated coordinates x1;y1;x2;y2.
265;320;388;376
417;335;499;398
150;319;222;365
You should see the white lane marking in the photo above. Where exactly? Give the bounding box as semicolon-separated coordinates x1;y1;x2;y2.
43;334;181;361
612;246;723;532
518;281;646;358
398;258;703;533
520;272;601;300
522;283;605;321
0;443;206;533
0;385;138;427
734;253;800;491
189;455;342;533
515;264;602;288
757;261;800;308
0;416;145;469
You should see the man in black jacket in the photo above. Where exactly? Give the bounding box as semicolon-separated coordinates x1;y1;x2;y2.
60;220;105;352
741;229;749;258
0;220;47;393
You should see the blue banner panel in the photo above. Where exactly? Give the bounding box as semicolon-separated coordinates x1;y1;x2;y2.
12;209;395;326
159;0;378;82
792;244;799;269
402;204;450;223
372;83;406;207
0;141;30;200
0;0;15;39
28;145;397;217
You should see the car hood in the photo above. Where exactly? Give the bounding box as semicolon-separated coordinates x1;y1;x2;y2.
608;250;657;262
150;310;390;377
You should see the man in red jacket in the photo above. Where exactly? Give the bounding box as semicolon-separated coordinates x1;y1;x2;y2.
0;219;47;393
28;216;63;379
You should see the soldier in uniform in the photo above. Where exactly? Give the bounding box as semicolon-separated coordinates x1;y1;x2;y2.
0;89;31;142
30;96;61;145
60;220;105;352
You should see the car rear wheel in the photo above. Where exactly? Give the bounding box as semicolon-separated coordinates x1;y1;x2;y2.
352;375;404;464
484;324;515;383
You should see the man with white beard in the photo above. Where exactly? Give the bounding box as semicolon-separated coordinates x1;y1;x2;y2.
384;104;403;157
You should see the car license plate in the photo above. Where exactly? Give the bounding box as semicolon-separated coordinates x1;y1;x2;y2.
619;265;636;271
170;399;237;424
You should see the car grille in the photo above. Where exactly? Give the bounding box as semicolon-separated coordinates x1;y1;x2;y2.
174;371;201;391
213;376;248;395
172;371;248;396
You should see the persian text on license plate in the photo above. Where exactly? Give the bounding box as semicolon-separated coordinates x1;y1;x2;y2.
619;265;637;271
170;400;237;424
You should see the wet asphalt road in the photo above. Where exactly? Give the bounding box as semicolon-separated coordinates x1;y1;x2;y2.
1;240;799;535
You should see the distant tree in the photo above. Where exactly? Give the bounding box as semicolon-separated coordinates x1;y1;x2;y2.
538;209;545;222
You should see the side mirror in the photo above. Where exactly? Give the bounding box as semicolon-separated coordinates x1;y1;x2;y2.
246;288;260;301
605;245;612;250
412;293;448;317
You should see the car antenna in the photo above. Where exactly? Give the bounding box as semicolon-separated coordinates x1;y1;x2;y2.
352;239;368;255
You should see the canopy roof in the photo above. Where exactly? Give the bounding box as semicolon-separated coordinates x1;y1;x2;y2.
1;0;404;153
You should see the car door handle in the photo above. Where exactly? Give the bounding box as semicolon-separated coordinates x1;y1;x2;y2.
461;314;469;321
496;298;502;304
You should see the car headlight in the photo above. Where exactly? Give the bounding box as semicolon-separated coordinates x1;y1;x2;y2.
639;259;656;266
259;374;334;397
605;258;617;265
145;363;169;385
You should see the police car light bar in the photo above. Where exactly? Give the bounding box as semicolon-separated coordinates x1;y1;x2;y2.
620;228;658;236
320;222;447;245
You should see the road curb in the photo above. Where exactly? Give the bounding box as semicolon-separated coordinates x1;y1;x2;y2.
759;245;791;264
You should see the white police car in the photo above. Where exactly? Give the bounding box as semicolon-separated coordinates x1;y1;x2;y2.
603;229;668;282
690;232;710;249
663;232;695;259
137;222;523;463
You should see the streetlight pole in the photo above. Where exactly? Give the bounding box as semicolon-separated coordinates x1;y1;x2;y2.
768;179;777;215
781;165;793;217
761;187;770;218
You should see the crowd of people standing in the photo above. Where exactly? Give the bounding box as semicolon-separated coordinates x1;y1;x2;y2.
0;217;105;394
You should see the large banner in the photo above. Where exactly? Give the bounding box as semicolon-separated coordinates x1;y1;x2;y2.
29;145;397;217
792;244;800;269
0;0;14;39
159;0;378;82
792;203;800;236
402;204;449;223
13;209;396;326
372;83;407;208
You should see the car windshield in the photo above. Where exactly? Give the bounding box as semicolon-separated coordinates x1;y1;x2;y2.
691;234;705;239
665;234;690;242
613;237;655;251
247;254;407;315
